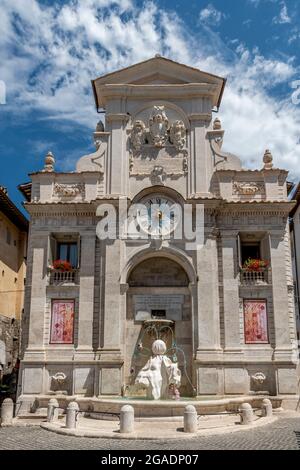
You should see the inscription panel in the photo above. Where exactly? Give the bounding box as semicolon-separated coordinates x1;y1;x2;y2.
133;294;184;321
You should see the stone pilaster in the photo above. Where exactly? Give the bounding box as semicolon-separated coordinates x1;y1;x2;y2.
26;234;48;358
99;238;122;358
105;114;129;195
270;230;295;360
188;118;211;196
195;230;222;361
75;233;96;358
220;232;243;358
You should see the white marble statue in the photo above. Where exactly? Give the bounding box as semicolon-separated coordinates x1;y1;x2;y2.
135;339;181;400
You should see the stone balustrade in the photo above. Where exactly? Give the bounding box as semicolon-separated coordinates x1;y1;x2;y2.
240;268;270;285
48;269;79;286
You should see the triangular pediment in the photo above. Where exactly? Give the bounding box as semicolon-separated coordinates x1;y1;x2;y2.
131;72;188;85
93;56;224;86
92;56;226;109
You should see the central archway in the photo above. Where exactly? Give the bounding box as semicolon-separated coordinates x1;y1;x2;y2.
124;254;194;397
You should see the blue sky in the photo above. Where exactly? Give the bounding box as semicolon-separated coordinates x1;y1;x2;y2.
1;0;300;213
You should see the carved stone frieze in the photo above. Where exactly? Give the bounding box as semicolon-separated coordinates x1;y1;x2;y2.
233;181;265;196
53;183;85;198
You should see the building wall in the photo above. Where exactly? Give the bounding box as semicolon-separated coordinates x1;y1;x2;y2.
17;58;299;411
0;209;27;376
0;211;27;320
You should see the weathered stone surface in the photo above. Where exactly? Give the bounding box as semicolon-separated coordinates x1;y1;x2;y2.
17;57;298;412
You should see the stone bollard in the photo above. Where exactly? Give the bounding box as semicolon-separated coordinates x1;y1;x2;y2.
261;398;272;417
66;401;79;429
184;405;198;433
47;398;59;423
120;405;134;434
1;398;14;427
239;403;254;425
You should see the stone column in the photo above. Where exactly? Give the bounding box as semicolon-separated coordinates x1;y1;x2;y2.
75;233;96;356
221;232;242;356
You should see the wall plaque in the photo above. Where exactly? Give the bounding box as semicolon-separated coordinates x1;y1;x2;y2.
133;294;184;321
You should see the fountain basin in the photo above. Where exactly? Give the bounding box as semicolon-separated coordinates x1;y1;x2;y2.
89;395;283;418
16;394;284;420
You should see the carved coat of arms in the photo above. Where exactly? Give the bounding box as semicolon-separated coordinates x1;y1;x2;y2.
149;106;169;148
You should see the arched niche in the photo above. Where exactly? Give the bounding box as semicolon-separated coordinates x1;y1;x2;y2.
124;254;194;396
128;257;189;287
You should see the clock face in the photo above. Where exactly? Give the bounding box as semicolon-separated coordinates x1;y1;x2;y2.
137;195;178;236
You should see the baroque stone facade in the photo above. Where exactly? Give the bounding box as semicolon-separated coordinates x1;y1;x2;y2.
17;56;298;411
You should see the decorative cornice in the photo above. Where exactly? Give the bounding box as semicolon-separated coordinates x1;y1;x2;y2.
188;113;211;122
105;113;130;122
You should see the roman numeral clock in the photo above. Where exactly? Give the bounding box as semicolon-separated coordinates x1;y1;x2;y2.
136;194;177;237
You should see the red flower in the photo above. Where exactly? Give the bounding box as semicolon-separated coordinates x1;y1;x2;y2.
243;258;269;271
51;259;72;271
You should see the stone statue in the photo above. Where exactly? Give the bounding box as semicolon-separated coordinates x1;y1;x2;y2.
130;120;146;152
135;339;181;400
149;106;169;148
169;120;186;150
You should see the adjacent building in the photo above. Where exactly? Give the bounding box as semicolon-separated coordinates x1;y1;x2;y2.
17;57;299;412
0;186;28;381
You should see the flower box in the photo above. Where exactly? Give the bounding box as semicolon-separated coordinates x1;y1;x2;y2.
49;259;72;272
243;258;269;272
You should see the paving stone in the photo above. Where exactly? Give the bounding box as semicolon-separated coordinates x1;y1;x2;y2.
0;417;300;450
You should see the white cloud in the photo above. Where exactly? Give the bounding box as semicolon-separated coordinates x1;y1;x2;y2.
199;3;226;26
273;1;291;24
1;0;300;179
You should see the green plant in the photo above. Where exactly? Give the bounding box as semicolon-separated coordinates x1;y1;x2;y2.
243;258;269;271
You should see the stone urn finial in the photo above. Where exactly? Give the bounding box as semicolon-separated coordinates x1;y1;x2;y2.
213;117;222;130
44;151;55;172
263;149;273;170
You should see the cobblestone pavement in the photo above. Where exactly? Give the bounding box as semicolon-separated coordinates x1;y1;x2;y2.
0;418;300;450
